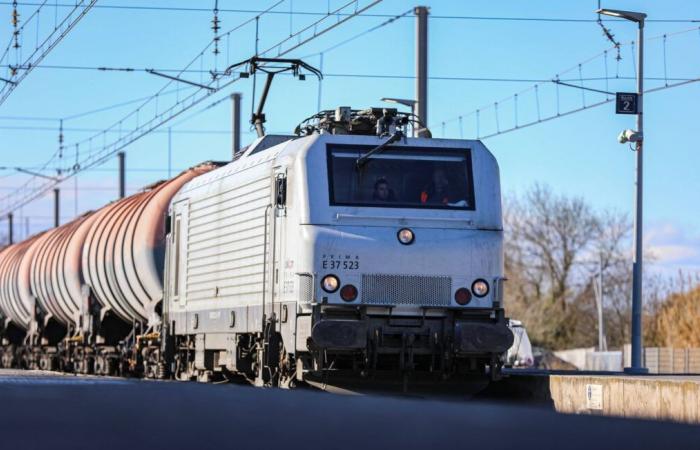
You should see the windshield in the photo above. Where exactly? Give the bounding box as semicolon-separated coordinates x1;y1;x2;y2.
327;145;475;210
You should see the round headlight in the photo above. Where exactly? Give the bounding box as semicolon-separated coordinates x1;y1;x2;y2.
340;284;358;302
397;228;415;245
471;279;490;297
321;275;340;293
454;287;472;305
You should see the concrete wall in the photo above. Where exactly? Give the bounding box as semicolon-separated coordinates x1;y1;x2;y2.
554;347;594;370
586;352;623;372
554;347;623;371
549;374;700;424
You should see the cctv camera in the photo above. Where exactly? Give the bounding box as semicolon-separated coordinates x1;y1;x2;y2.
618;129;643;144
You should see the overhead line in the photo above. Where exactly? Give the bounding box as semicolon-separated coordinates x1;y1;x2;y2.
0;1;97;105
0;0;49;66
471;77;700;141
0;0;384;215
301;8;413;58
0;125;262;134
9;62;693;83
0;0;288;209
0;2;697;23
1;167;185;173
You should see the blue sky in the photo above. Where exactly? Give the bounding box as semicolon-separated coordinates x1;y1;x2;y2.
1;0;699;275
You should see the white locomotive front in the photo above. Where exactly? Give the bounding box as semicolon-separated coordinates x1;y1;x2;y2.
164;108;513;386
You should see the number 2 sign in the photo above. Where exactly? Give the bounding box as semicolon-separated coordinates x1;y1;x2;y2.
616;92;638;114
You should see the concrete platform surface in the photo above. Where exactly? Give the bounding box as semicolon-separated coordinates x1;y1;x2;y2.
499;369;700;423
0;370;699;450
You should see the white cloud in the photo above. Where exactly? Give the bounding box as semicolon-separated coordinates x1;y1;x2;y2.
645;223;700;275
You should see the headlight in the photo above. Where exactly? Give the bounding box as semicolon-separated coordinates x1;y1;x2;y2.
471;279;490;297
321;275;340;293
397;228;415;245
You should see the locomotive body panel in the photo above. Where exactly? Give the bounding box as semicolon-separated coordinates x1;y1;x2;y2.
165;138;294;338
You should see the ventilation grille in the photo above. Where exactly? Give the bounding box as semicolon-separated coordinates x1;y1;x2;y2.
361;274;452;307
298;274;313;303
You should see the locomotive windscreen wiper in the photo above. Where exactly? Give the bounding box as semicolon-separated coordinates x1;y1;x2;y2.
355;130;404;169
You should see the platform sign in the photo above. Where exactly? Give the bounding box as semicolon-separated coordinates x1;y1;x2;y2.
616;92;638;114
586;384;604;410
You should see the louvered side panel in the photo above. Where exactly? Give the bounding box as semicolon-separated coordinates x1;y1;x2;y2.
184;175;271;305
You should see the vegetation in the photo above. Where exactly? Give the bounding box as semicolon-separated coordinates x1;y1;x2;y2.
646;278;700;348
504;184;699;351
505;184;632;350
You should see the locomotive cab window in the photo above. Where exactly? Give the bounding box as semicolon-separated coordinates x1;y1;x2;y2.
327;145;475;210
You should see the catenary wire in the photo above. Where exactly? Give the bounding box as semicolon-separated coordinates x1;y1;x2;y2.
0;2;698;23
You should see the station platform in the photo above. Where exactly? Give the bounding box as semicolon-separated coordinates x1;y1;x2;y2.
1;369;700;449
488;369;700;423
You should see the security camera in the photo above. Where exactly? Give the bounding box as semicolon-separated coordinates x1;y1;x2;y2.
618;129;643;144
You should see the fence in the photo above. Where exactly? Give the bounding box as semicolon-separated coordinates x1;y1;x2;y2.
555;346;700;373
624;346;700;374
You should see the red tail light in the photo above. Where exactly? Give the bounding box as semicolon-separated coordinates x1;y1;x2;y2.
455;287;472;305
340;284;358;302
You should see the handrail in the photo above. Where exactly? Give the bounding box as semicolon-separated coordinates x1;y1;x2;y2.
260;204;272;333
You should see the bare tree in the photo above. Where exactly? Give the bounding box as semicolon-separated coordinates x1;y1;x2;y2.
504;184;633;350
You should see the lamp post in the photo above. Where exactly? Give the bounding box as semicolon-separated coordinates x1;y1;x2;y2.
597;7;647;374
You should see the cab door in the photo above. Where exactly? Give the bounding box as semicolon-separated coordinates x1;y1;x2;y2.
169;200;189;309
271;167;287;321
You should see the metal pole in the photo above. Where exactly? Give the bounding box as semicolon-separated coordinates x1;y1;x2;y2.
53;188;60;228
231;92;242;156
414;6;429;137
74;172;78;216
317;53;324;113
118;151;126;199
628;18;646;373
597;255;607;352
7;213;13;245
168;127;172;178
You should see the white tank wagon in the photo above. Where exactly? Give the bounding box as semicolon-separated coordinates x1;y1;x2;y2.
29;213;96;330
162;108;514;387
80;164;219;333
0;233;47;367
0;234;47;332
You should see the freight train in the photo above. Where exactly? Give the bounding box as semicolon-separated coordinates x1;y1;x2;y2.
0;107;513;388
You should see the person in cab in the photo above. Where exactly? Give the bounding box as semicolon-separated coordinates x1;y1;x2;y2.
372;177;397;202
420;168;451;205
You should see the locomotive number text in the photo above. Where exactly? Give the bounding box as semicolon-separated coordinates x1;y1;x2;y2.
322;260;359;270
321;254;360;270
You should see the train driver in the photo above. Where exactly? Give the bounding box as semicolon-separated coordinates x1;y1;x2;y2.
420;168;451;205
372;177;397;202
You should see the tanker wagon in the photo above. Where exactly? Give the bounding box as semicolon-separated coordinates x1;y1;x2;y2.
0;165;218;372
